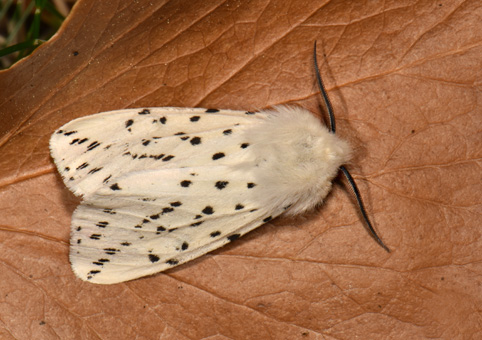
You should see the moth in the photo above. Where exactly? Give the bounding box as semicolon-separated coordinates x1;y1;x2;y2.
50;42;389;284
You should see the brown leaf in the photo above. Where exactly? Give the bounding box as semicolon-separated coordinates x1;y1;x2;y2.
0;0;481;339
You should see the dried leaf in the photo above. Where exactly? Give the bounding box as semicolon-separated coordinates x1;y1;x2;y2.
0;0;480;339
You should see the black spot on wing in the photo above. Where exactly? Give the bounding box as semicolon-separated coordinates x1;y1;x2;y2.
190;137;201;145
235;204;244;210
121;242;131;246
190;116;200;122
96;221;108;228
166;259;179;265
205;108;219;113
76;162;89;170
245;111;255;115
125;119;134;128
160;117;167;124
170;201;182;207
88;167;103;174
227;234;240;241
212;152;225;160
247;182;256;188
93;258;110;266
110;183;121;191
86;141;101;151
150;154;165;160
181;242;189;251
263;216;272;223
90;234;101;240
162;207;174;214
139;109;151;115
223;129;232;135
241;143;250;149
210;231;221;237
142;139;151;146
202;206;214;215
162;155;175;162
180;180;192;187
148;254;160;263
63;130;77;136
190;221;203;227
104;248;119;255
215;181;229;190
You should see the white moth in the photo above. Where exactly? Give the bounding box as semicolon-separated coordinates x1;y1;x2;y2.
50;43;388;284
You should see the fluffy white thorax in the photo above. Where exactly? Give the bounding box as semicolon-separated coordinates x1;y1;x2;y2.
243;106;351;215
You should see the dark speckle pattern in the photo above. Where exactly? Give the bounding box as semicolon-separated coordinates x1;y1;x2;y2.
180;180;192;187
190;137;201;145
87;141;100;151
263;216;272;223
202;206;214;215
212;152;225;160
215;181;229;190
210;231;221;237
54;106;299;283
110;183;121;190
166;259;179;265
148;254;160;263
227;234;240;241
162;155;175;162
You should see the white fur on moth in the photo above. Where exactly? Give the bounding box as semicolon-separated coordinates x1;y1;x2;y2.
50;105;353;284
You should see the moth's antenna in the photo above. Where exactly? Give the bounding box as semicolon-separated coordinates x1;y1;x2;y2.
313;41;335;133
340;166;390;252
314;41;390;253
